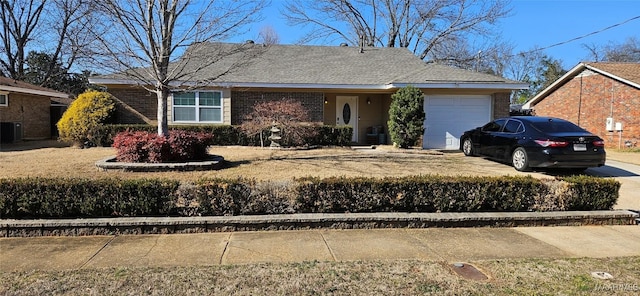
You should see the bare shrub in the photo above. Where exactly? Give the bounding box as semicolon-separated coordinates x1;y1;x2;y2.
241;98;318;147
533;179;573;211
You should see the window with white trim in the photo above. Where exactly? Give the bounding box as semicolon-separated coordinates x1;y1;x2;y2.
172;91;223;123
0;93;7;106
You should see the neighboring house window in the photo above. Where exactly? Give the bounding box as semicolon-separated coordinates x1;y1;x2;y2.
172;91;223;123
0;93;7;106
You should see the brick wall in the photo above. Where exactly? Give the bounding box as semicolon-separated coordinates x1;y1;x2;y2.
107;87;157;124
0;93;51;139
533;70;640;148
492;92;511;119
230;91;324;125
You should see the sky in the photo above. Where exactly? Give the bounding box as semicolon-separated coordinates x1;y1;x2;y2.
230;0;640;70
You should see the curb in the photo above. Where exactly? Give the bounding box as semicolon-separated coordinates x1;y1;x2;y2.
2;210;637;237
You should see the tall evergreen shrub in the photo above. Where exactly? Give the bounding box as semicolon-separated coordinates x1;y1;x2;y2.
387;85;425;148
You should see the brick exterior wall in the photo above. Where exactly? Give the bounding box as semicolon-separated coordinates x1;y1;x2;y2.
533;69;640;148
230;91;324;125
0;93;51;139
492;92;511;119
107;87;157;124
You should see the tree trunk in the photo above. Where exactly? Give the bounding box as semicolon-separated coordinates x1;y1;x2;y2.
156;84;169;136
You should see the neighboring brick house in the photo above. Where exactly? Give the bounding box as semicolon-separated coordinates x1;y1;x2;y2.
90;42;527;149
0;77;69;142
523;62;640;148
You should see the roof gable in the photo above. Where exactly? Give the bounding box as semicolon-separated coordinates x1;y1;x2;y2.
524;62;640;109
586;62;640;85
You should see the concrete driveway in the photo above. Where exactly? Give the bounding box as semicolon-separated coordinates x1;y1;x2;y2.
586;160;640;211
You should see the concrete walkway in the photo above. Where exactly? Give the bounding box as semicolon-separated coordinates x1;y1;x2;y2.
2;225;639;272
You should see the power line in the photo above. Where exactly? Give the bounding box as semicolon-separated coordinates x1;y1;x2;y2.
519;15;640;56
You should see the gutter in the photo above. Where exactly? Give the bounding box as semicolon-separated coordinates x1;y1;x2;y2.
89;78;529;91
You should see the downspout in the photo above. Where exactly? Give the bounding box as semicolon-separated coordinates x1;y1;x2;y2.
577;75;582;125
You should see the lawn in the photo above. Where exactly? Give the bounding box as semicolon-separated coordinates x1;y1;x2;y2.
1;257;639;295
0;141;527;182
2;140;639;182
1;141;639;295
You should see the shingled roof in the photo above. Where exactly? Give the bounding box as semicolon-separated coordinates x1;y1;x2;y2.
91;42;526;90
0;76;68;98
524;62;640;108
585;62;640;85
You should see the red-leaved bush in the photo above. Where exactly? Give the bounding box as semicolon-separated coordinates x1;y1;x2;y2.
113;130;213;163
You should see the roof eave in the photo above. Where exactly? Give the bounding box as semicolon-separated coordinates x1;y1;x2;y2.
0;85;69;99
392;82;529;90
584;64;640;89
89;78;528;91
88;78;149;85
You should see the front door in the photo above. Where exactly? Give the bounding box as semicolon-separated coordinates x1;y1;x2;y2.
336;96;358;142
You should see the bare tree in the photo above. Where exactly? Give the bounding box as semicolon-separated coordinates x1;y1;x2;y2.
0;0;46;79
283;0;511;65
257;25;280;45
91;0;267;136
0;0;95;93
40;0;96;86
583;37;640;63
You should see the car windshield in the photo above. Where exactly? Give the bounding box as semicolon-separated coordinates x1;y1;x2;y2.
530;120;586;133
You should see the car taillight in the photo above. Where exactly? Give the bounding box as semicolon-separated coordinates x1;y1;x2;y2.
592;140;605;147
534;139;569;147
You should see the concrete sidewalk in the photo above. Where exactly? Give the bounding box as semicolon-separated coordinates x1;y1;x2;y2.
2;225;639;272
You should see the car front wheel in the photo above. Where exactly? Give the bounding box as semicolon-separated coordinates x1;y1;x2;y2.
462;138;474;156
512;147;530;171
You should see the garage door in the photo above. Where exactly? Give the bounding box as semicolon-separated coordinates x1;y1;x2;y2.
423;95;492;150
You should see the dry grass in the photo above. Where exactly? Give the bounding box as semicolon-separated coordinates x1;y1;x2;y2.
0;141;519;182
1;257;639;295
2;142;639;294
2;140;639;182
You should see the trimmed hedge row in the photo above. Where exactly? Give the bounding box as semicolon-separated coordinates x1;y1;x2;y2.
0;175;619;219
296;176;543;213
93;124;353;147
0;178;179;218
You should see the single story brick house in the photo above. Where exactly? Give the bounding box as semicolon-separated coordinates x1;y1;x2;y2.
89;42;527;149
523;62;640;148
0;76;70;142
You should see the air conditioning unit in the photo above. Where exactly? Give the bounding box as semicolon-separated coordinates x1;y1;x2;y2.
0;122;22;142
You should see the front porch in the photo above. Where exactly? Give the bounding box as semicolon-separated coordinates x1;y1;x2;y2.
322;93;392;145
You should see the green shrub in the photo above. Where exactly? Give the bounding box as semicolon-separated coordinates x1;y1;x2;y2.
560;175;620;210
57;90;116;146
0;175;619;219
0;178;179;218
94;124;352;147
388;86;425;148
295;175;542;213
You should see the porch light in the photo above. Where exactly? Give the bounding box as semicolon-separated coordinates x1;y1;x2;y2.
366;97;371;104
324;97;328;104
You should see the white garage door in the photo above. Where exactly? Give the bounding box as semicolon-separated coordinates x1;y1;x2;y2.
423;95;492;150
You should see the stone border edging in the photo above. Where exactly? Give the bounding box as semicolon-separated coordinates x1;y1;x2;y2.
2;210;637;237
95;155;225;172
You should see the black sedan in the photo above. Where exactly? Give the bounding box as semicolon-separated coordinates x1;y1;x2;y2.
460;116;606;171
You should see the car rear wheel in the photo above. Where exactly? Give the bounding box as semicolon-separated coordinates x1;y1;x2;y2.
512;147;530;171
462;138;474;156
